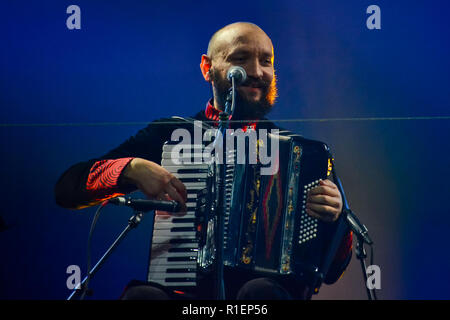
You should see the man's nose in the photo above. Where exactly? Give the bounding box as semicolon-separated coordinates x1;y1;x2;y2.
245;58;263;79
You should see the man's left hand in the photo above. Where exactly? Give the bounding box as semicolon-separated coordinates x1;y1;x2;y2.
306;179;343;223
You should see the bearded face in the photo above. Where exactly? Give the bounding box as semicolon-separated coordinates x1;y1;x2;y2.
210;67;278;120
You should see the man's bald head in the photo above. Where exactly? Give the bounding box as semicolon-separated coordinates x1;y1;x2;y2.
200;22;277;119
207;22;273;60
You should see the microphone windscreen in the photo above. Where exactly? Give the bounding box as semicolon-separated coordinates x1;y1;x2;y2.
227;66;247;85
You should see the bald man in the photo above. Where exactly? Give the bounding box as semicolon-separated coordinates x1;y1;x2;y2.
55;22;352;300
201;22;277;120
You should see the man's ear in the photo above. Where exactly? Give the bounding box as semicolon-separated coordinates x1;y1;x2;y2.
200;54;212;82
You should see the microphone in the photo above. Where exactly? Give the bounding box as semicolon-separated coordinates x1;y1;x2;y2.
227;66;247;85
345;209;373;245
331;168;373;245
108;197;181;212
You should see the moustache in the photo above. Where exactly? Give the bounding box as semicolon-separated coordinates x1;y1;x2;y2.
239;79;271;89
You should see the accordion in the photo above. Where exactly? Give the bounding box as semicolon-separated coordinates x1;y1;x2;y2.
147;125;348;295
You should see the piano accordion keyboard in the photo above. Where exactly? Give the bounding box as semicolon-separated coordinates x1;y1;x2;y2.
147;144;210;288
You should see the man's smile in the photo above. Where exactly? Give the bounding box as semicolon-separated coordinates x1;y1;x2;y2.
241;86;262;92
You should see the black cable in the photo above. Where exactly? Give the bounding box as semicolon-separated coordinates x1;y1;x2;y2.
370;243;374;266
370;244;378;300
79;200;108;300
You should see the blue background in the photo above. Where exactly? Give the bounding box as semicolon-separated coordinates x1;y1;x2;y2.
1;0;449;299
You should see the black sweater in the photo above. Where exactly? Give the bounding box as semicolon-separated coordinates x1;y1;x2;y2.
54;110;280;209
54;109;352;290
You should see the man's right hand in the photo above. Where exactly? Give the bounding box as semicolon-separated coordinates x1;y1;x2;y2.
121;158;187;212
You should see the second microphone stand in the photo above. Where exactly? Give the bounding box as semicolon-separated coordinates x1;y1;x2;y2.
331;161;377;300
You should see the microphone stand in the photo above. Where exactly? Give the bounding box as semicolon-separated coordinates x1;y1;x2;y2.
331;162;377;300
354;229;377;300
67;210;147;300
213;77;237;300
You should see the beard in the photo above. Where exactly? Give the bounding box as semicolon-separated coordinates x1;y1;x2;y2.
211;68;278;121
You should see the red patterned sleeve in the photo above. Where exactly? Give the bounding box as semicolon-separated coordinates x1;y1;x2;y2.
85;157;135;203
324;231;353;284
